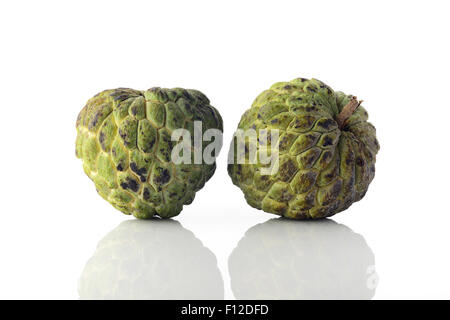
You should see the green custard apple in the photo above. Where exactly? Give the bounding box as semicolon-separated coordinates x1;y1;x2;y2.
76;87;223;219
228;78;379;219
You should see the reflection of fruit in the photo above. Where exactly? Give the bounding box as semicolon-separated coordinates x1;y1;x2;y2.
228;78;379;219
229;218;377;300
76;87;223;218
79;219;224;299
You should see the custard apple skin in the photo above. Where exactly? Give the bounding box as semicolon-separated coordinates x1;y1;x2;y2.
228;78;379;219
76;87;223;219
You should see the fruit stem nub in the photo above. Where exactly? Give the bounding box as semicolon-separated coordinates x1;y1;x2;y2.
336;96;362;129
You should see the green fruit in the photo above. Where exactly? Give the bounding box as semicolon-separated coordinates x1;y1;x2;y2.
76;87;223;219
79;219;224;299
229;218;377;299
228;78;379;219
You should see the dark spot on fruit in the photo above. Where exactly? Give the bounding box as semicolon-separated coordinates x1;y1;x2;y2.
374;139;379;148
317;119;335;130
321;180;343;206
119;129;127;141
331;181;342;196
307;86;317;93
279;189;293;202
304;192;315;207
295;170;318;193
356;157;365;166
300;78;307;82
181;90;191;100
279;159;298;182
292;116;315;130
271;118;279;124
159;139;175;162
303;154;317;167
284;85;292;90
257;113;262;119
235;164;242;176
99;132;105;144
143;188;150;200
120;177;139;192
322;151;332;162
371;165;376;173
99;132;107;150
120;182;128;190
345;158;353;165
344;176;355;192
130;162;148;182
279;137;291;151
305;106;317;112
154;168;171;185
117;164;124;171
322;136;334;146
142;134;156;151
113;94;129;102
130;162;139;173
183;102;193;113
88;111;103;130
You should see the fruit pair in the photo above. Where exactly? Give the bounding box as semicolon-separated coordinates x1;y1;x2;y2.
75;78;379;219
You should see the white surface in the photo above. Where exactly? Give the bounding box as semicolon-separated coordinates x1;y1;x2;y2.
0;0;449;299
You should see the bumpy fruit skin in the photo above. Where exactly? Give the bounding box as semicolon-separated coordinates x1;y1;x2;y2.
76;87;223;219
228;78;379;219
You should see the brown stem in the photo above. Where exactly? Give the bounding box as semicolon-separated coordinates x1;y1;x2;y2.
336;96;362;129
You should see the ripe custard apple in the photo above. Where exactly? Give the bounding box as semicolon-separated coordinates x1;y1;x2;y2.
76;87;223;219
228;78;379;219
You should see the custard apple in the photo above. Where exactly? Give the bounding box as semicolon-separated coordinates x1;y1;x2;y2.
229;218;377;299
79;219;224;299
76;87;223;219
228;78;379;219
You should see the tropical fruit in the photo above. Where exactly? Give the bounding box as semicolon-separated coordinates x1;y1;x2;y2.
228;78;379;219
76;87;223;219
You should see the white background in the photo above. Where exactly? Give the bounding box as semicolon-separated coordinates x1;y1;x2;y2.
0;0;449;299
